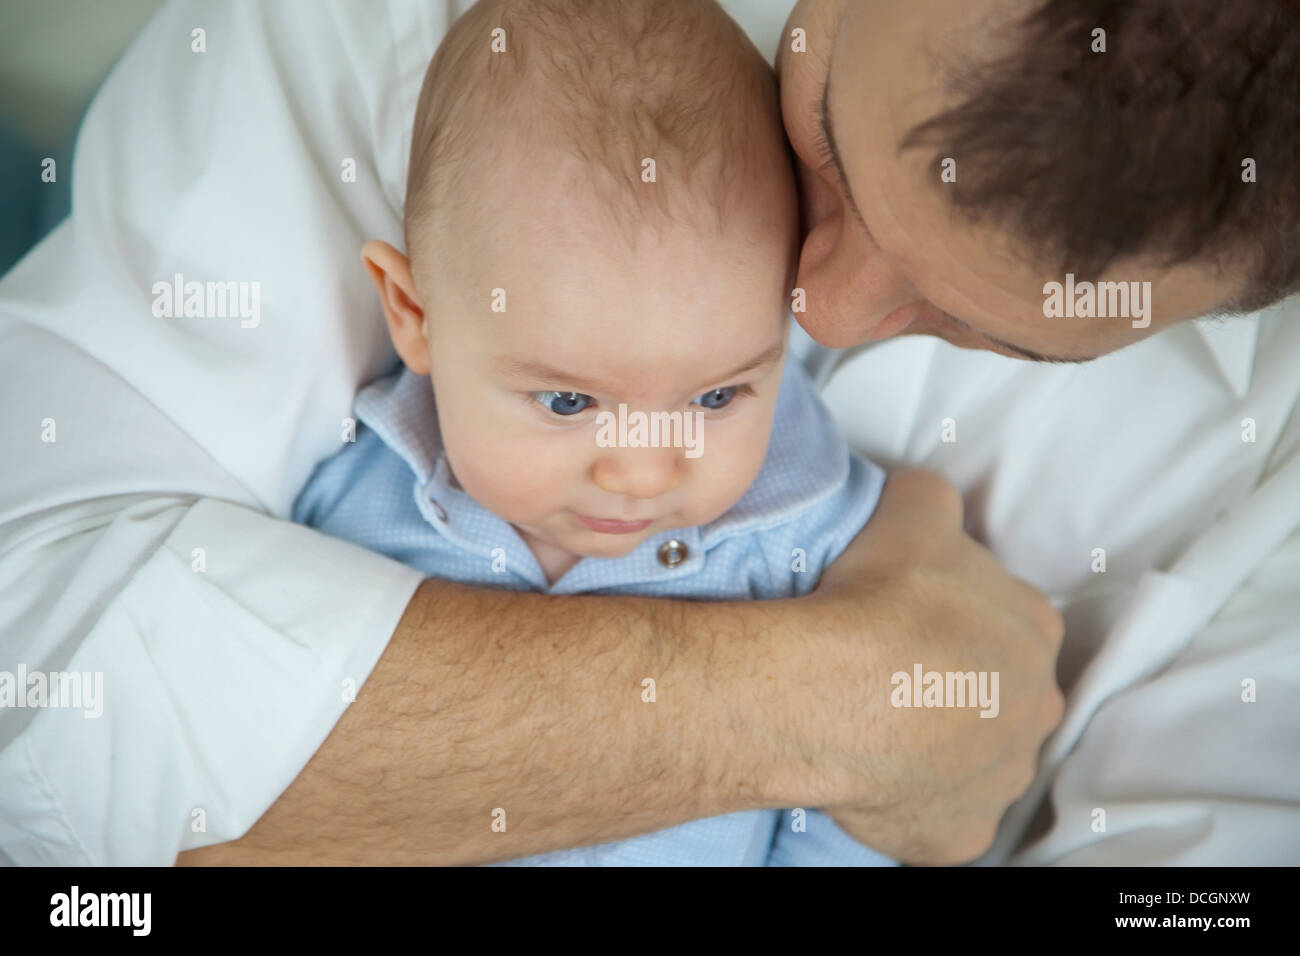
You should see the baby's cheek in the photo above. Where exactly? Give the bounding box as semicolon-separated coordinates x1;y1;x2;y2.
446;433;576;523
680;422;772;524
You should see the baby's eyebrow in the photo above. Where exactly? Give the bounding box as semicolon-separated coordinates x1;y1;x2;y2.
494;340;786;395
493;358;608;394
708;340;787;384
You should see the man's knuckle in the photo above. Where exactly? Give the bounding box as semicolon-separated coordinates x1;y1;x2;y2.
1038;601;1065;645
1043;687;1066;727
1011;762;1038;797
928;475;964;520
954;822;998;862
896;468;962;518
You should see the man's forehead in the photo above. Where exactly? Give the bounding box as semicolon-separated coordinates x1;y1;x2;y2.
837;0;1034;62
831;0;1028;146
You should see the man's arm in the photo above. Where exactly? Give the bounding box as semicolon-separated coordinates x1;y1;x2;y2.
179;470;1065;866
179;577;789;865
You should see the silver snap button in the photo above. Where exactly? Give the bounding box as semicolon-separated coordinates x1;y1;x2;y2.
428;496;447;522
657;539;688;568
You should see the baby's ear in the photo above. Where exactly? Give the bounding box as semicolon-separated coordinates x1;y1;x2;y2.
361;240;430;375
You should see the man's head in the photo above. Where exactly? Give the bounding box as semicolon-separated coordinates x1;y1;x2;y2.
778;0;1300;358
365;0;798;565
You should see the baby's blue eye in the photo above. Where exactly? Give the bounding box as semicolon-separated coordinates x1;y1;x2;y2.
533;390;594;416
693;386;737;410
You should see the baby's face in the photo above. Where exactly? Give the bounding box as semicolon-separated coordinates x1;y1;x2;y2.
414;156;796;562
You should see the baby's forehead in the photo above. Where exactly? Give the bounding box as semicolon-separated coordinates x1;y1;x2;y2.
443;231;789;387
422;156;793;298
404;0;787;265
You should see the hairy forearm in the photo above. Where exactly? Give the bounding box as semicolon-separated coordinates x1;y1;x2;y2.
177;577;797;865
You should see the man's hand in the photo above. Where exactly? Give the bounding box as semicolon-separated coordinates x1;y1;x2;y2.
778;468;1065;865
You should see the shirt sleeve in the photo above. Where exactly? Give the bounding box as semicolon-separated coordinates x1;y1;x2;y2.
0;0;445;864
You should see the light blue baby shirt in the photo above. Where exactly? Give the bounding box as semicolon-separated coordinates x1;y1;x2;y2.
293;347;894;866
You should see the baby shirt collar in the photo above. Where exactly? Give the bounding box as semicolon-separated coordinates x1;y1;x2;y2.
353;368;544;578
697;351;850;548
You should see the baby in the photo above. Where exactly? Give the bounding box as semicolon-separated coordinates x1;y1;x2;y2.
294;0;891;867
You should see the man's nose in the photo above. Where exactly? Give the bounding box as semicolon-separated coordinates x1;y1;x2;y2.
590;443;684;500
793;184;917;349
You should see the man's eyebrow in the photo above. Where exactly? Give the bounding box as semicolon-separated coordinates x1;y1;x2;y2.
495;340;787;394
943;313;1098;364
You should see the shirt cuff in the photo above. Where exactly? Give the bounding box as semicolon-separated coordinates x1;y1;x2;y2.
0;498;423;865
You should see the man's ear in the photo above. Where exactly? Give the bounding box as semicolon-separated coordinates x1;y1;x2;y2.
361;240;430;375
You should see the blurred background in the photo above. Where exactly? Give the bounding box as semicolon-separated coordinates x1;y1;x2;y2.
0;0;163;277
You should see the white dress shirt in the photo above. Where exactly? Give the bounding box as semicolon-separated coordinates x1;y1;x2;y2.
0;0;1295;865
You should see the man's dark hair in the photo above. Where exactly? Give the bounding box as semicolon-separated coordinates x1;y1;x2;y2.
901;0;1300;312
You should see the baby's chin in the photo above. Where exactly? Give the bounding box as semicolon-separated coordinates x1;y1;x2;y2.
556;515;717;559
519;502;735;562
563;526;657;559
548;516;691;561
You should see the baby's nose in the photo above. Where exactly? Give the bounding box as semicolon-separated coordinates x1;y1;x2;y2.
591;444;684;499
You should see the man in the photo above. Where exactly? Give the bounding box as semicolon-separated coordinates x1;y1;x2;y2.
0;0;1294;866
773;0;1300;864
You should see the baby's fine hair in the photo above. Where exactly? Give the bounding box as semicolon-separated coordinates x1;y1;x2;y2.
404;0;784;264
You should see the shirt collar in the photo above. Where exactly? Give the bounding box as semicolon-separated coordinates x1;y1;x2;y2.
354;366;443;487
698;351;849;546
354;368;524;563
1193;312;1259;398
